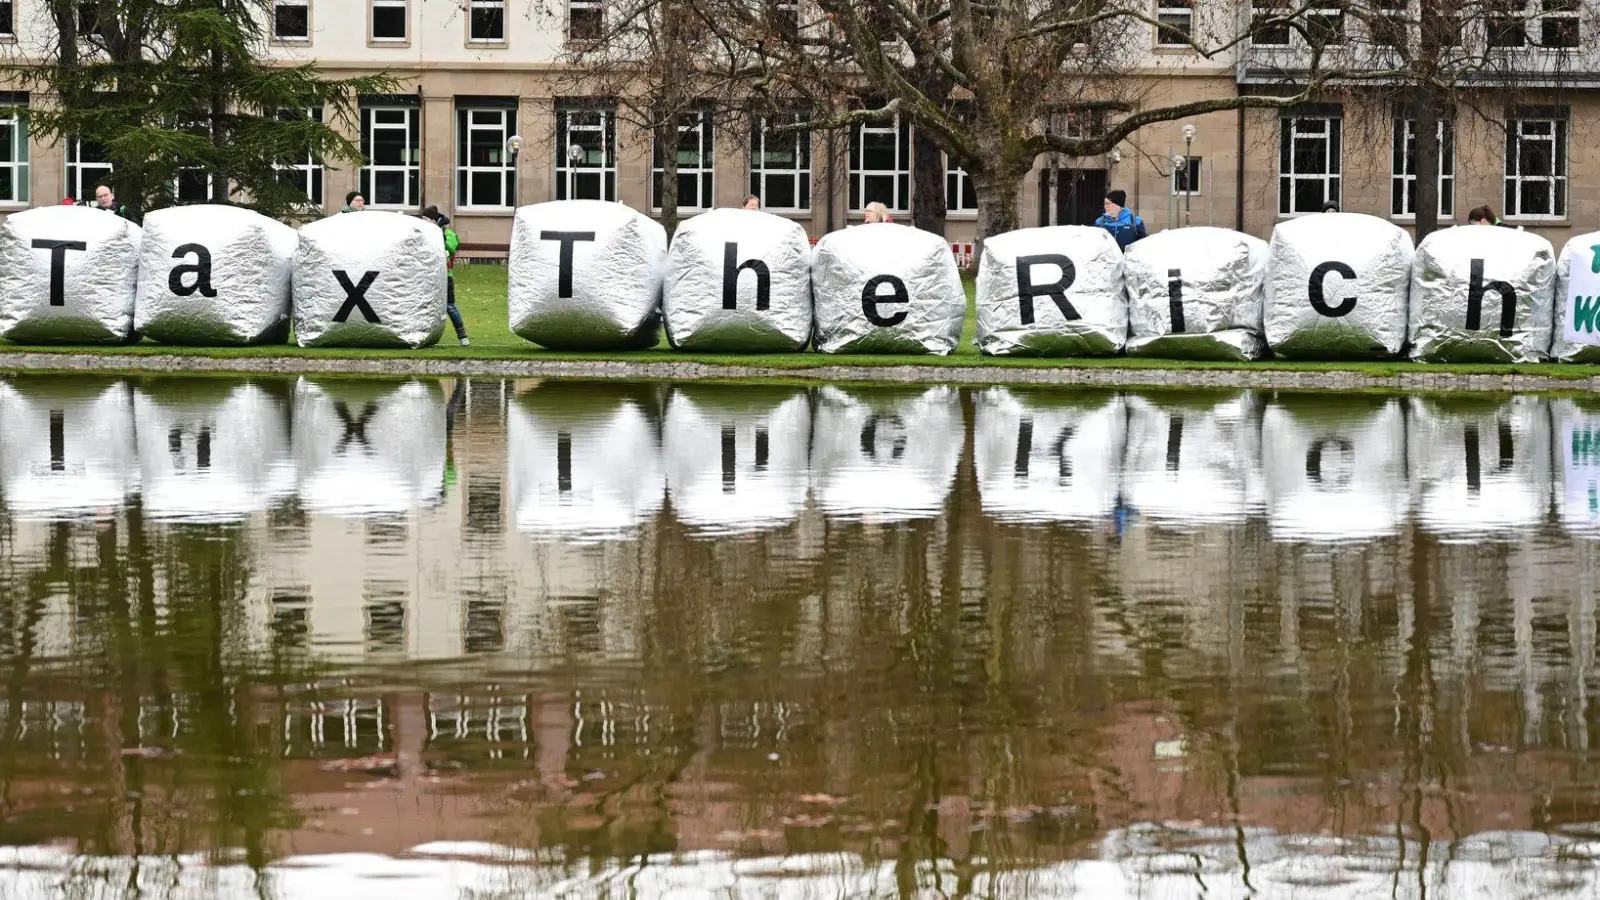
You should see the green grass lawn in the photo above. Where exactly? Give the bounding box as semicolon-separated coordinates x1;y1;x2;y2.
2;264;1597;380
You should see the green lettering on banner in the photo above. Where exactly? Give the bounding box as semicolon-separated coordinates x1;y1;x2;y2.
1575;429;1600;465
1591;245;1600;274
1574;296;1600;334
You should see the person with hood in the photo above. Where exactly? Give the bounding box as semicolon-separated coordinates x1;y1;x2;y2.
341;191;365;213
1095;189;1146;250
422;206;470;346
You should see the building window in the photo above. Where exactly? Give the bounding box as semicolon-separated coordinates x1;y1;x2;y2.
568;0;602;41
1278;115;1340;215
1251;0;1291;44
274;0;309;40
1540;0;1579;47
1172;156;1202;195
946;160;977;212
766;0;798;38
652;110;714;211
277;107;324;206
173;169;212;203
0;0;16;37
359;106;420;207
457;105;515;208
1487;0;1525;46
1156;0;1192;45
555;104;616;201
65;139;111;203
849;114;910;213
750;113;810;211
1504;116;1566;219
0;111;27;203
371;0;407;41
1390;119;1454;218
1306;3;1344;43
1370;0;1406;46
469;0;505;41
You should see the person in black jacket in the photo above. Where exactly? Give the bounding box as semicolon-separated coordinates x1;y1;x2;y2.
92;185;133;220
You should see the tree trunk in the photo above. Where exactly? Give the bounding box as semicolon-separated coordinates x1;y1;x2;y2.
970;167;1026;257
1414;94;1440;240
657;119;681;238
911;129;947;237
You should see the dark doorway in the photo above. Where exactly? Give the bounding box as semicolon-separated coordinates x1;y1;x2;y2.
1038;168;1108;227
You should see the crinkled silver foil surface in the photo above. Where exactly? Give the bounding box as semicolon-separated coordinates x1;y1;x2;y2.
132;380;295;521
293;212;446;348
1124;226;1267;362
1262;396;1408;541
0;378;139;517
1408;226;1554;363
973;387;1127;523
1265;213;1412;360
508;200;666;350
975;226;1126;357
663;385;811;534
1408;396;1549;535
1552;231;1600;363
508;384;665;540
0;206;141;344
136;205;297;346
292;378;446;517
663;209;812;352
810;223;965;354
810;385;961;521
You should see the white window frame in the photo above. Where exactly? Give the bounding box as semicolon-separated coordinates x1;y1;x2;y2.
0;109;28;204
65;138;111;204
0;0;18;39
276;107;324;208
1278;115;1341;216
568;0;602;41
555;104;616;202
1172;156;1202;195
1390;118;1454;219
1487;0;1527;46
360;106;420;208
749;113;810;213
468;0;505;42
1504;116;1567;220
651;109;714;212
1155;0;1192;46
457;105;515;209
945;158;977;213
370;0;407;42
273;0;310;41
172;169;214;203
1538;0;1579;47
849;114;910;214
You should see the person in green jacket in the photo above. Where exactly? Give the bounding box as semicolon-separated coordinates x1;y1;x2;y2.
422;206;470;345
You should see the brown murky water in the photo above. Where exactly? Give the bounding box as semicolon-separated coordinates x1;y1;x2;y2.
2;374;1600;898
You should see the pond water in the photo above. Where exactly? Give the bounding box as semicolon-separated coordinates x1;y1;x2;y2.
3;374;1600;899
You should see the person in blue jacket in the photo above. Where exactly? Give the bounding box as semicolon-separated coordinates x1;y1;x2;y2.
1095;189;1147;250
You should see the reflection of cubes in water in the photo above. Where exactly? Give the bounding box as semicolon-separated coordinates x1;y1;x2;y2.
974;387;1126;524
1555;399;1600;533
1409;397;1550;536
132;379;295;522
0;377;139;519
1262;396;1408;541
1120;392;1264;525
663;385;811;535
292;378;448;518
810;385;962;522
507;383;665;540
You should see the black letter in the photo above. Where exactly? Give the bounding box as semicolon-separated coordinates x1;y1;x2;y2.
32;239;87;307
49;410;65;472
168;243;217;298
1014;417;1033;480
331;270;382;324
1308;261;1358;317
333;401;378;454
861;274;909;327
540;230;595;298
721;425;737;493
1166;416;1184;472
1167;268;1186;333
860;415;908;460
722;243;770;311
1016;254;1078;325
556;432;573;494
1467;258;1517;337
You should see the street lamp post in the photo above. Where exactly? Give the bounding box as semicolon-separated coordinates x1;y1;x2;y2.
1181;123;1196;227
506;134;524;206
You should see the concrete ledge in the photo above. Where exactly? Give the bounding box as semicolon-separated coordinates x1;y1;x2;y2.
4;350;1600;393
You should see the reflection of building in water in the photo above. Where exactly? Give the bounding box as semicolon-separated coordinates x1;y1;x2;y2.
974;387;1127;524
133;379;296;522
663;385;811;535
1409;396;1551;537
1120;392;1264;525
0;377;138;519
810;386;962;522
1262;395;1409;542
